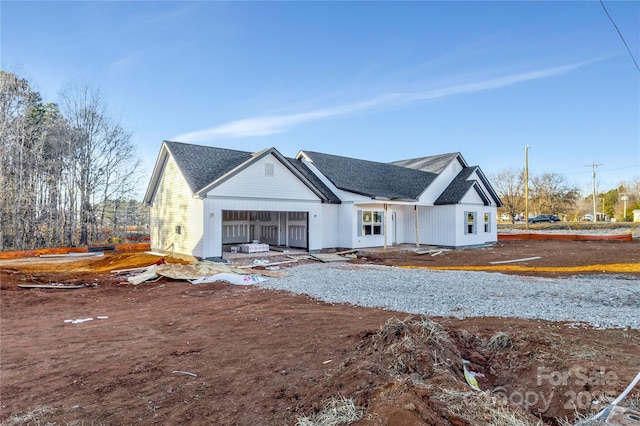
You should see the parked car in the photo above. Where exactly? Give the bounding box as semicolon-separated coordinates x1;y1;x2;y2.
528;214;561;223
582;214;594;222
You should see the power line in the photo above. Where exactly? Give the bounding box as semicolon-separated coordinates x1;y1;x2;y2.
599;0;640;72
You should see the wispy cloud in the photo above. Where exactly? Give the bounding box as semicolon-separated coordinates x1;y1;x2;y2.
174;60;596;143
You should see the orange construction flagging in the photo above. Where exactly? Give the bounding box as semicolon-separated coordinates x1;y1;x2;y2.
498;233;632;242
0;243;151;259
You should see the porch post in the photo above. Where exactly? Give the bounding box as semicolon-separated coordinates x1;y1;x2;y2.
414;205;419;248
383;204;388;251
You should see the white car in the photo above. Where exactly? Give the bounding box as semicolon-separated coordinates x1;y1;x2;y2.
582;214;594;222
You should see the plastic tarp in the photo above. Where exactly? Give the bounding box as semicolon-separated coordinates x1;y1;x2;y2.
127;261;267;285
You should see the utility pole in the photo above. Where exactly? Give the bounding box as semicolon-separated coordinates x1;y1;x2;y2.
621;193;628;221
586;162;602;221
524;145;529;230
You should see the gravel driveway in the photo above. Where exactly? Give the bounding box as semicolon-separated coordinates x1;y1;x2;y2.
258;263;640;329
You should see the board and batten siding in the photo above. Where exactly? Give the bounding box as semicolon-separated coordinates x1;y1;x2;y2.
149;156;204;257
398;203;497;248
211;154;321;201
320;204;340;249
200;155;325;258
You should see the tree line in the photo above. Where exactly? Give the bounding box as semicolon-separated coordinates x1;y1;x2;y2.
490;167;640;222
0;71;146;251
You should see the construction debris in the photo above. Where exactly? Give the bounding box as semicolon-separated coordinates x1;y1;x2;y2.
189;273;266;285
64;318;94;324
172;370;197;377
39;252;104;258
489;256;542;265
124;259;271;285
590;371;640;425
237;259;298;269
311;253;350;263
413;248;448;256
18;283;89;289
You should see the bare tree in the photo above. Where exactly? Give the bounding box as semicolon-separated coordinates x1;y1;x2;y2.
1;72;143;250
0;71;51;249
530;173;580;218
490;168;524;223
58;83;140;245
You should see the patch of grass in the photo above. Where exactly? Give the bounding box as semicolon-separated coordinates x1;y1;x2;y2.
377;316;451;347
295;395;364;426
375;316;457;376
485;331;513;352
1;406;55;426
557;412;606;426
569;346;601;360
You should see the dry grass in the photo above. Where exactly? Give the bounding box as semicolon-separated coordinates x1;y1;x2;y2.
375;316;458;376
432;387;545;426
0;406;55;426
485;331;513;352
295;395;364;426
377;316;451;347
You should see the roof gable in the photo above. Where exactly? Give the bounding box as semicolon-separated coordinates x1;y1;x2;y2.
145;141;335;203
435;167;493;205
286;157;342;204
165;141;253;194
390;152;466;173
297;151;438;201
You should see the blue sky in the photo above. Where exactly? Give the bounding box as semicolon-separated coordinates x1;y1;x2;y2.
2;1;639;197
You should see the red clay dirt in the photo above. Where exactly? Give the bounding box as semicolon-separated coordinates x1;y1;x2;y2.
1;239;639;425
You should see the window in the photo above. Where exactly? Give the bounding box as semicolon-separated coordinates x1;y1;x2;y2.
464;211;476;235
484;212;491;232
358;210;383;236
265;163;274;176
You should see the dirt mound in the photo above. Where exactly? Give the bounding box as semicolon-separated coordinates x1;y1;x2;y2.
294;316;544;425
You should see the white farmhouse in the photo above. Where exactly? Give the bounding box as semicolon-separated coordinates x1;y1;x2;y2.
144;141;502;259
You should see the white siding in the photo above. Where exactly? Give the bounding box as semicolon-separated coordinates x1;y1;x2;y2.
210;154;319;201
468;170;499;207
418;161;460;203
460;188;486;205
422;205;458;247
202;198;323;259
320;204;339;249
149;156;204;257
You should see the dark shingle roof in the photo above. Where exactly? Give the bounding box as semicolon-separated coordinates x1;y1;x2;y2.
164;141;253;193
299;151;437;200
435;167;490;205
286;158;341;204
390;152;464;173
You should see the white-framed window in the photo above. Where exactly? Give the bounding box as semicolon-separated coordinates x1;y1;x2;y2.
484;212;491;232
357;210;383;236
464;211;476;235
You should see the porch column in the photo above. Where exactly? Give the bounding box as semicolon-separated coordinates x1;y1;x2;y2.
414;205;419;248
383;204;388;251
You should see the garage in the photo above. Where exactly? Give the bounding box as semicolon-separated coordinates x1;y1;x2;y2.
221;210;308;250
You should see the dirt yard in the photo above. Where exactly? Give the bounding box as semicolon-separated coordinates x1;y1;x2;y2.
1;238;639;426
